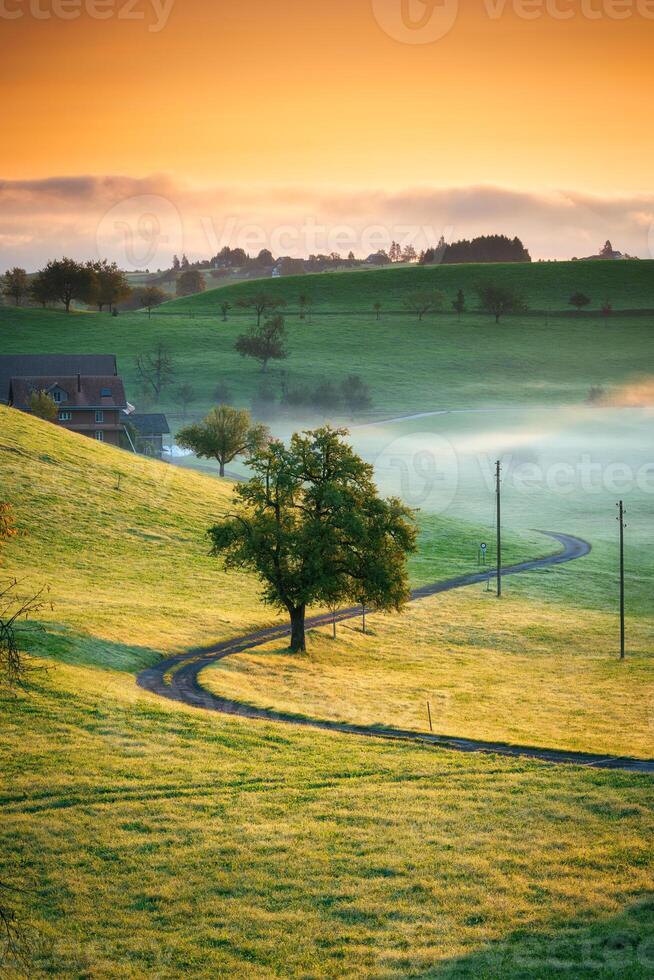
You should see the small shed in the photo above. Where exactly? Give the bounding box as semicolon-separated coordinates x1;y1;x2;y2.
127;413;170;458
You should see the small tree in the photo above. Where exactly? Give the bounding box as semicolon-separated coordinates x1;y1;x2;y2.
174;383;196;420
213;381;232;404
88;260;131;312
373;302;382;321
452;289;466;318
220;301;231;321
601;299;613;317
298;294;313;321
177;405;269;477
235;314;288;373
341;375;372;417
29;273;55;308
36;258;95;312
135;343;175;399
477;284;527;323
27;390;58;421
176;269;205;297
403;290;445;321
569;292;591;312
208;427;417;652
2;268;28;306
134;285;167;318
402;244;417;263
236;291;286;326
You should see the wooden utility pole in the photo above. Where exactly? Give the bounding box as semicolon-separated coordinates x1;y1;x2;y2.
617;500;626;660
496;460;502;597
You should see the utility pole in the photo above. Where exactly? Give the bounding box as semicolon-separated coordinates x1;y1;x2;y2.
617;500;626;660
496;460;502;597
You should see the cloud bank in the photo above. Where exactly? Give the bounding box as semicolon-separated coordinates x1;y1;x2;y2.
1;175;653;270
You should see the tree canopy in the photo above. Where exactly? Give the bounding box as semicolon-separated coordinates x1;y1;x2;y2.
208;427;417;651
177;405;269;476
235;314;288;372
477;283;527;323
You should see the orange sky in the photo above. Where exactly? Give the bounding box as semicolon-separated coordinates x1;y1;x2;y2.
2;0;653;193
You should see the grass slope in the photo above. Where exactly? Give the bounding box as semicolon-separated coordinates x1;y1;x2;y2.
164;259;654;314
1;411;653;976
3;304;654;426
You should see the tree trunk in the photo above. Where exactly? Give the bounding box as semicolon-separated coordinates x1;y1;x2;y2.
218;460;225;477
289;605;306;653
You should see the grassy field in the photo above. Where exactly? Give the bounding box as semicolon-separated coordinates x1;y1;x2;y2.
203;589;654;757
3;253;654;972
2;301;654;428
1;410;654;976
164;259;654;314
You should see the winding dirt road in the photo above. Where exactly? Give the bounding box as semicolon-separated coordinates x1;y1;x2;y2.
136;532;653;773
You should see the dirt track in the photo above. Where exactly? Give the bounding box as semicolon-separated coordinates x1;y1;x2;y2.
136;532;653;773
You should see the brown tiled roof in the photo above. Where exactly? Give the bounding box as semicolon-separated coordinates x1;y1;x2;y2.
9;376;127;411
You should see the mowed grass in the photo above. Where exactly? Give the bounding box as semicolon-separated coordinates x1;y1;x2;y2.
164;259;654;314
3;304;654;426
203;588;654;758
2;657;654;977
2;411;654;976
0;405;273;663
0;405;546;662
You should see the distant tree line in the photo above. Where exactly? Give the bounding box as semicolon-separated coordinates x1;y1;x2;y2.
420;235;531;265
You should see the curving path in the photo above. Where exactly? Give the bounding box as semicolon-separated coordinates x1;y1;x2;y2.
137;532;652;773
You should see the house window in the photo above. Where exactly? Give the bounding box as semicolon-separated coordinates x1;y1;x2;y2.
59;411;72;421
95;431;104;442
53;390;63;403
95;410;104;423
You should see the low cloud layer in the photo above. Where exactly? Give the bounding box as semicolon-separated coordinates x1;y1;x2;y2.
1;175;653;270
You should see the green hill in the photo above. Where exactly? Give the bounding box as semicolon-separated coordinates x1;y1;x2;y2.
164;259;654;314
2;408;654;976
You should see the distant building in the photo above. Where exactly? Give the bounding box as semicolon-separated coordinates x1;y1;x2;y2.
0;354;117;405
8;374;128;446
127;413;170;458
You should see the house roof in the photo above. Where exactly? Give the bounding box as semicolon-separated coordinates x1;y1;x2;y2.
9;375;127;411
127;413;170;436
0;354;117;404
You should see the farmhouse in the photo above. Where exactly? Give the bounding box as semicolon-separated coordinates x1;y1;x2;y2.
8;374;129;446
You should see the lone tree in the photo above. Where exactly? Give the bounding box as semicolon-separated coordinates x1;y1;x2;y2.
373;302;382;321
135;342;175;398
134;285;167;318
452;289;466;318
2;268;28;306
220;301;231;321
37;258;95;312
208;427;417;652
569;291;591;312
403;290;445;320
177;405;269;477
477;283;527;323
237;291;286;326
235;314;288;372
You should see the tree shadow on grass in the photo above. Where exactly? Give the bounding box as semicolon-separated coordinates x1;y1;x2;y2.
20;622;161;674
423;895;654;979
